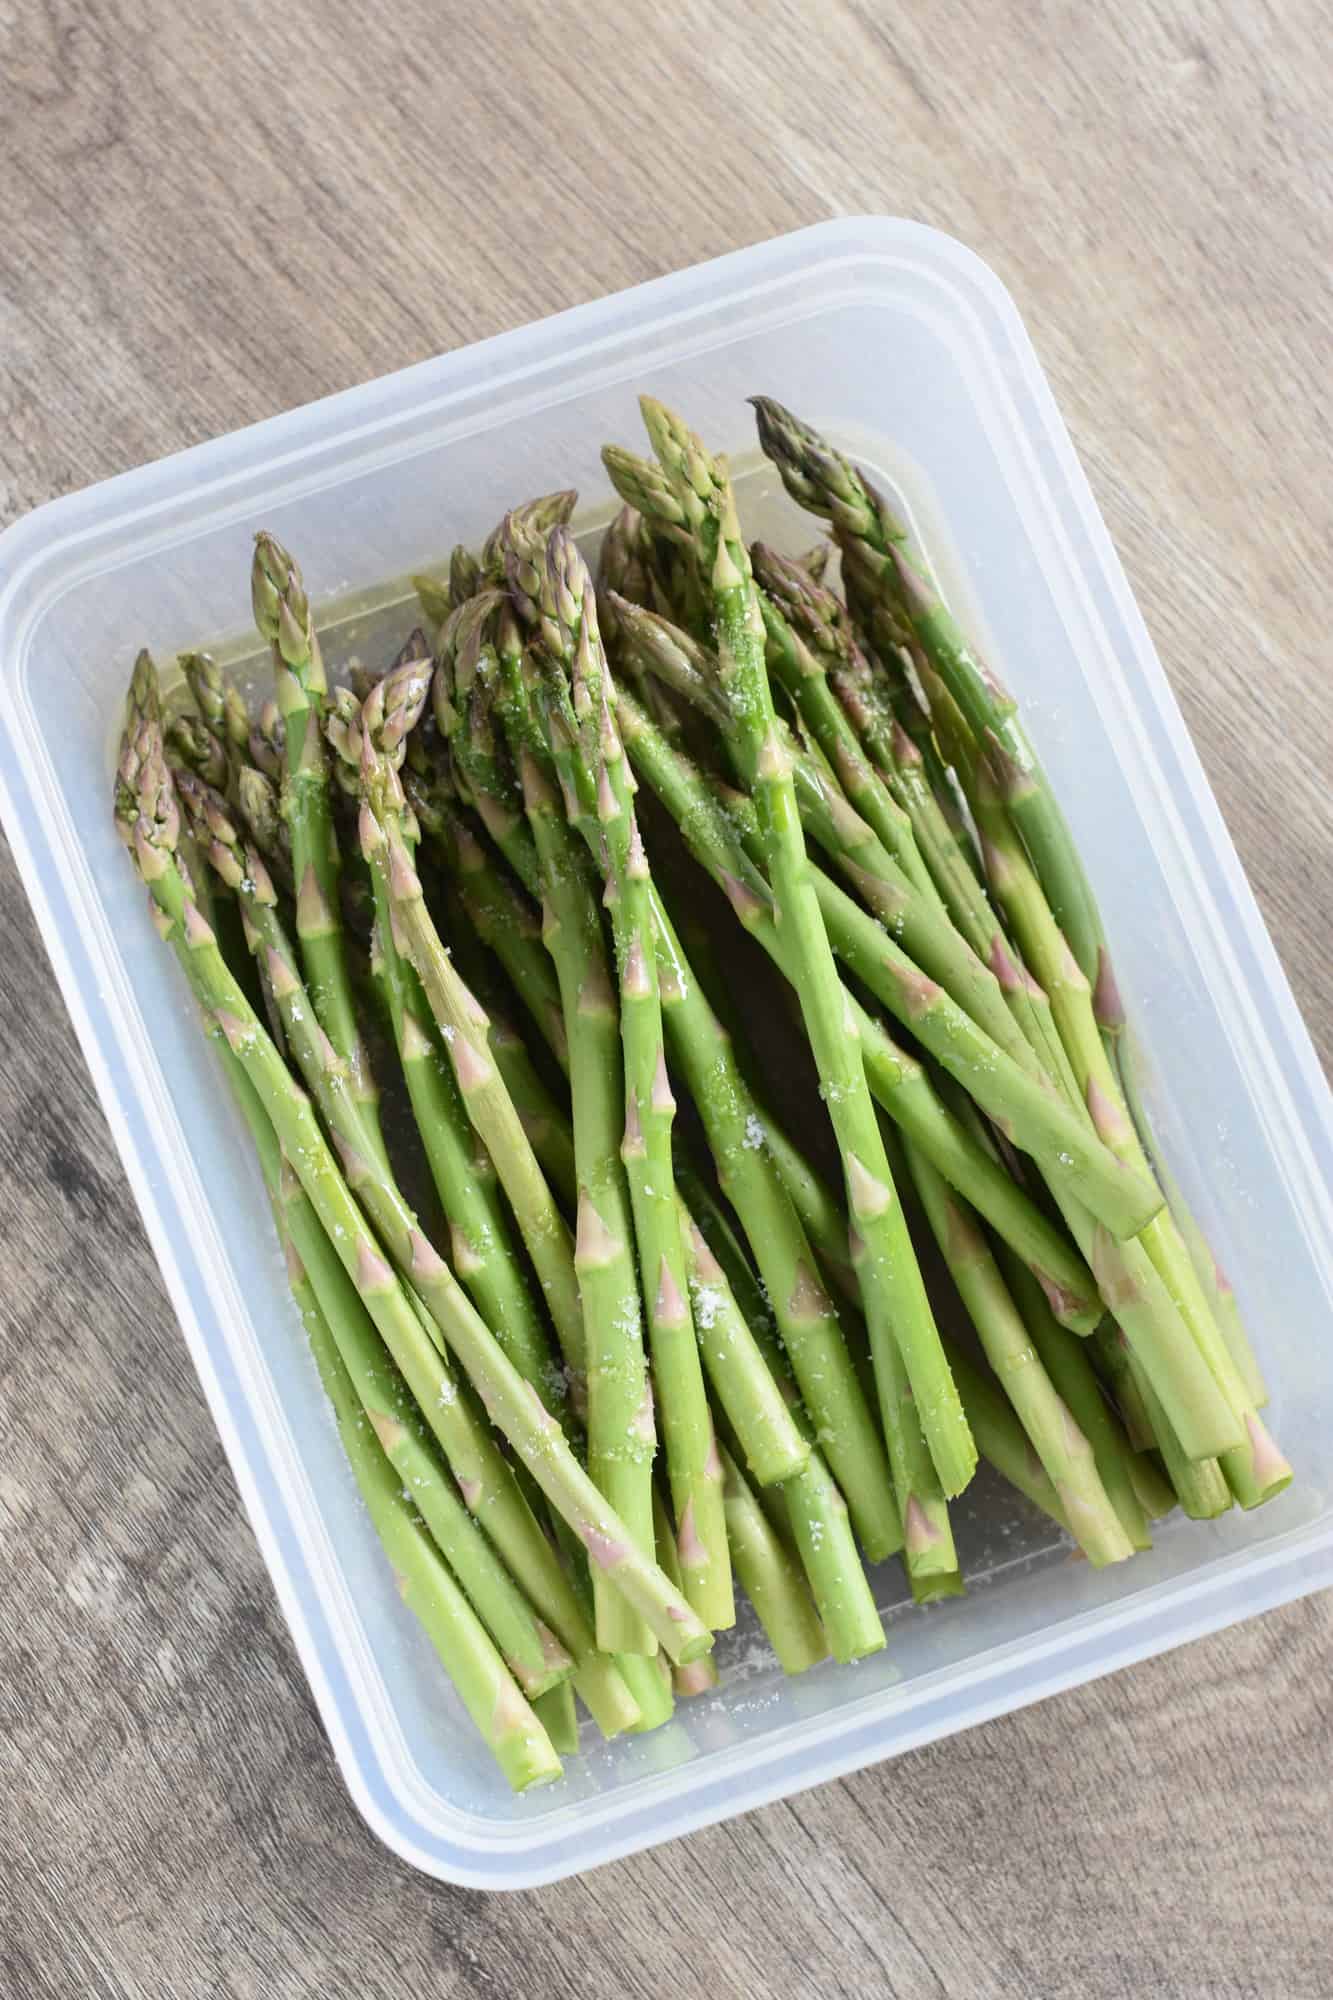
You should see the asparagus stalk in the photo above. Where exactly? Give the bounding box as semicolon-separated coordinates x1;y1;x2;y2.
614;592;1061;1090
194;894;648;1718
757;1092;1148;1564
519;529;734;1631
200;996;577;1708
634;398;974;1502
339;683;570;1412
165;709;229;791
419;727;818;1516
750;396;1105;979
752;395;1274;1439
530;743;661;1652
123;720;711;1667
1114;1031;1268;1409
834;577;983;877
531;1681;580;1756
614;682;1113;1325
1134;1364;1233;1521
180;650;251;785
651;904;902;1558
994;1245;1155;1552
898;1143;1134;1566
692;740;1239;1472
450;542;483;605
680;1174;887;1663
719;1445;829;1675
942;1344;1071;1533
366;771;587;1379
746;578;938;905
136;790;639;1734
973;763;1289;1501
679;1203;810;1488
293;1239;563;1791
417;809;870;1615
251;533;386;1163
274;1164;573;1703
460;565;658;1656
651;1488;718;1698
249;696;286;786
412;568;455;631
597;504;655;640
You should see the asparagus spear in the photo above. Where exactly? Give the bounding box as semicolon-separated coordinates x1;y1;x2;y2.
597;504;655;643
516;528;734;1631
750;395;1105;980
123;715;712;1666
138;774;639;1735
679;1203;809;1489
652;1488;720;1698
418;721;819;1516
692;747;1233;1475
249;697;286;785
651;904;902;1559
973;762;1289;1502
292;1235;563;1791
942;1344;1071;1533
752;391;1276;1406
1134;1364;1233;1520
165;709;229;791
190;963;579;1712
459;565;658;1658
329;680;569;1412
613;681;1118;1321
897;1143;1133;1566
758;1088;1148;1563
633;396;974;1502
360;742;587;1380
412;567;455;631
271;1159;574;1704
719;1444;829;1675
612;592;1056;1091
181;651;252;785
1112;1026;1268;1409
251;533;387;1164
833;571;983;877
680;1174;887;1663
748;582;939;906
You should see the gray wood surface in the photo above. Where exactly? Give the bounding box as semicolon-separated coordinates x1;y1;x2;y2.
3;2;1331;1993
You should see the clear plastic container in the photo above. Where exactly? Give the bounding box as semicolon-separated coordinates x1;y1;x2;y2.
2;217;1329;1889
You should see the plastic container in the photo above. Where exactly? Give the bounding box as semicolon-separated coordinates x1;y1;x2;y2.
2;217;1330;1890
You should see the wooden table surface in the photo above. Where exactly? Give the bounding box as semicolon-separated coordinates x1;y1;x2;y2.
3;3;1331;1994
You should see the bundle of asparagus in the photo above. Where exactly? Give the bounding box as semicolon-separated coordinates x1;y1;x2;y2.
115;393;1290;1791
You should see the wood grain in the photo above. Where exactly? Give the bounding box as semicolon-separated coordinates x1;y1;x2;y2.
2;1;1331;1993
